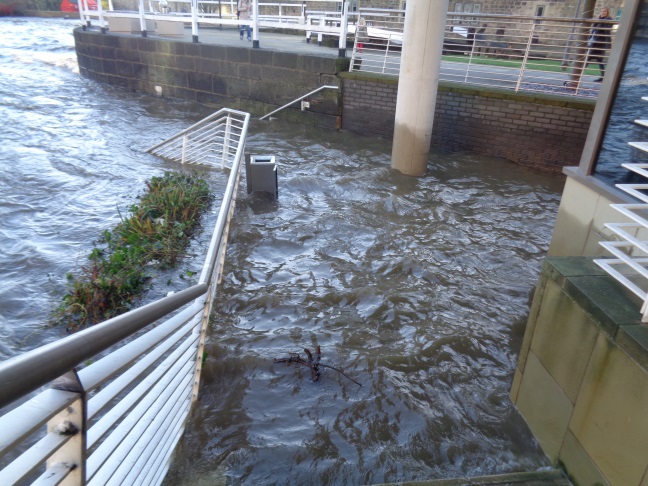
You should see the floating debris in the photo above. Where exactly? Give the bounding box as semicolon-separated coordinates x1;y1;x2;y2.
273;346;362;387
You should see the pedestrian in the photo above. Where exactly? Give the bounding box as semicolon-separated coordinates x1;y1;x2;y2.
356;17;367;53
586;6;613;82
237;0;252;41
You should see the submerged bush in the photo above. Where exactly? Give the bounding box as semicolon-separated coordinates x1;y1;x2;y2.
55;171;212;332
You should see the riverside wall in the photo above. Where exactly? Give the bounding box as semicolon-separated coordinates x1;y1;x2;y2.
74;28;595;173
73;28;343;128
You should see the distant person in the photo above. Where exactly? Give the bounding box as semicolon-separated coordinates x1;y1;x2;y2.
237;0;252;41
472;24;487;54
586;6;613;82
356;17;368;53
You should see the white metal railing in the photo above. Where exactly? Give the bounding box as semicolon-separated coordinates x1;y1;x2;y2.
594;93;648;321
80;0;350;53
146;109;248;167
259;84;339;120
0;108;250;485
349;9;617;98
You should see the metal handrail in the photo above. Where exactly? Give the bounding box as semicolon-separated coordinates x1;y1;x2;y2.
259;85;339;120
0;284;206;410
0;108;250;485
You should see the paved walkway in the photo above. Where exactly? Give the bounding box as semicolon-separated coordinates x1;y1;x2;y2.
145;25;342;58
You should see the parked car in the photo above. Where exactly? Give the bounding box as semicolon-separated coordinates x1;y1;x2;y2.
61;0;98;12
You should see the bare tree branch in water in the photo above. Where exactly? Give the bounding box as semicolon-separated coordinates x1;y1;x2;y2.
273;346;362;387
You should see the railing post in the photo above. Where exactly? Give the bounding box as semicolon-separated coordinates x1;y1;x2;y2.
252;0;260;48
192;292;211;404
181;134;189;164
383;35;391;74
47;371;87;485
465;29;477;83
138;0;147;37
97;0;106;34
81;0;91;27
338;1;349;58
515;21;536;92
222;115;232;168
191;0;199;43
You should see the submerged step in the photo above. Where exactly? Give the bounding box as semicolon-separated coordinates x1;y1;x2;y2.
368;468;572;486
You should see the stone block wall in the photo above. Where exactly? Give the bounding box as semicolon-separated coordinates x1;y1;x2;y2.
341;72;594;173
73;28;342;128
511;257;648;486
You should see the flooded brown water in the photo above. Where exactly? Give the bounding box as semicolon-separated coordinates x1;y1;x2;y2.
0;17;563;485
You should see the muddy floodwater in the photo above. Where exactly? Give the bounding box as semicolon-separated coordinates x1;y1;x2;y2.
0;17;564;485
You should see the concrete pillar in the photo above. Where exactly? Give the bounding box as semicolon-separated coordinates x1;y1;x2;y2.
391;0;449;176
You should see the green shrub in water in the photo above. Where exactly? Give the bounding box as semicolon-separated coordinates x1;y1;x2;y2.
55;171;213;332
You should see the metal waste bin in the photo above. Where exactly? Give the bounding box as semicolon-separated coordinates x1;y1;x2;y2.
246;155;278;198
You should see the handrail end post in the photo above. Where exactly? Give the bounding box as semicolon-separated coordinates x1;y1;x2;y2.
47;370;87;484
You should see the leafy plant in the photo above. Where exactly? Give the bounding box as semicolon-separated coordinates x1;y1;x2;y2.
54;171;212;332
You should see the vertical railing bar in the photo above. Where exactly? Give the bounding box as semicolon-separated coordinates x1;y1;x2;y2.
181;134;189;164
222;114;232;169
515;21;536;93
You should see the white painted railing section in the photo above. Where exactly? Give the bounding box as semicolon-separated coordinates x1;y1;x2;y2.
0;108;250;485
594;90;648;321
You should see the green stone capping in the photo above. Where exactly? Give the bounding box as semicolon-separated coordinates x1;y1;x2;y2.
339;70;596;111
543;256;647;367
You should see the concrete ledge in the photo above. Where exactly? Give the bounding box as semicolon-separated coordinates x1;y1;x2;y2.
107;18;154;34
155;20;185;37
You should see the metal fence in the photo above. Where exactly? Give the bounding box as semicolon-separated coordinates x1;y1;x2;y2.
0;108;250;485
349;9;618;98
146;109;248;168
594;98;648;322
79;0;350;54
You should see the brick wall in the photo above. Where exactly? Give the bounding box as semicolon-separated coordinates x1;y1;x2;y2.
342;75;398;137
340;72;594;173
74;28;342;128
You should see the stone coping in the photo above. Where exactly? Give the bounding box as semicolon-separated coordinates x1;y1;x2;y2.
544;256;648;369
339;71;596;110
